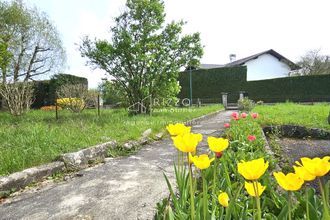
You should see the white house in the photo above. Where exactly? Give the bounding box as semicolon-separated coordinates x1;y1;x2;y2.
200;49;300;81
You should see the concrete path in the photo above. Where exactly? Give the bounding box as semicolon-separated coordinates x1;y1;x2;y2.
0;111;232;220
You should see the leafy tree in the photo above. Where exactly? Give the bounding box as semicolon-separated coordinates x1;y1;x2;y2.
80;0;203;114
98;80;127;106
290;49;330;76
0;0;66;84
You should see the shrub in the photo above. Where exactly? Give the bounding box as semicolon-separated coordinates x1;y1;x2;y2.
56;83;88;113
238;97;255;112
31;74;88;108
56;98;85;113
0;82;34;116
256;100;264;105
178;66;247;103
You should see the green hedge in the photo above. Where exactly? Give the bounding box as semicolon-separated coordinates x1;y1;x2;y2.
178;66;247;103
245;74;330;102
178;67;330;103
32;74;88;108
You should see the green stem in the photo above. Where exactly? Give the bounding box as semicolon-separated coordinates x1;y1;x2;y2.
222;159;232;193
252;195;256;220
188;153;195;220
306;187;310;220
220;206;224;220
212;157;218;207
203;171;208;220
253;181;261;220
288;191;292;220
318;178;330;219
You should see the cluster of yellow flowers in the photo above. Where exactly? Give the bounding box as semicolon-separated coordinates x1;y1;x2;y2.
167;123;230;210
238;158;268;196
166;122;330;218
56;98;85;111
274;156;330;191
167;123;229;169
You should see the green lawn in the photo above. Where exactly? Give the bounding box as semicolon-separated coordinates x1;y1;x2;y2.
0;105;222;176
254;102;330;131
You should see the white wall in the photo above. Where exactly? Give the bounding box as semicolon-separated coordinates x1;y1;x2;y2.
245;54;291;81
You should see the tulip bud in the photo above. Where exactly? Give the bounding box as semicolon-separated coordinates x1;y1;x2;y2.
215;152;223;158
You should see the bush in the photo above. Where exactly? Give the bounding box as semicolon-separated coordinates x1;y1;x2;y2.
178;67;330;103
0;82;34;116
238;97;255;112
256;100;264;105
32;74;88;108
244;74;330;103
56;98;85;113
178;66;247;103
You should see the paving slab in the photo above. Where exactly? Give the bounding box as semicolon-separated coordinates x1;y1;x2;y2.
0;110;233;220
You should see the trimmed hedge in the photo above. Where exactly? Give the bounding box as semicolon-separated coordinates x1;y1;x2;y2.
178;67;330;103
245;74;330;102
32;74;88;108
178;66;247;103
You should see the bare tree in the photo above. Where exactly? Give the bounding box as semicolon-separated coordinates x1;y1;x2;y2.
0;82;34;116
0;1;66;84
0;1;65;112
291;49;330;76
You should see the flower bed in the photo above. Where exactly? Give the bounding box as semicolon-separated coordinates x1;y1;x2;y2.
156;112;330;219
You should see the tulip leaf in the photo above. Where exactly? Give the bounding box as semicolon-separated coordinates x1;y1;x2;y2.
166;205;175;220
277;204;289;220
163;173;180;211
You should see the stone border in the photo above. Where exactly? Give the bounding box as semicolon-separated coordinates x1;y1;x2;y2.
0;108;224;194
0;141;117;193
0;162;65;194
259;127;281;171
60;141;118;171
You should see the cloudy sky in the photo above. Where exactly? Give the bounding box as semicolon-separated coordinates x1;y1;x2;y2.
24;0;330;88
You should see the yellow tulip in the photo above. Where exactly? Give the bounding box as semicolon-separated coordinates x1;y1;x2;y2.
299;156;330;177
188;152;195;164
244;181;266;197
218;192;229;207
172;133;202;153
191;154;214;170
273;172;304;191
237;158;269;180
293;164;316;181
207;137;229;153
166;123;191;136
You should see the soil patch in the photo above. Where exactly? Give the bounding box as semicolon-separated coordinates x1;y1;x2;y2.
277;138;330;163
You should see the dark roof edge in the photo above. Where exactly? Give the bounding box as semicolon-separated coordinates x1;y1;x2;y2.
225;49;300;70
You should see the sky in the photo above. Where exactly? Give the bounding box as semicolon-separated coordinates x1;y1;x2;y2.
23;0;330;88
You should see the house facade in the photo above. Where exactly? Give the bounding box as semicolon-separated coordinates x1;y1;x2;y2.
199;49;300;81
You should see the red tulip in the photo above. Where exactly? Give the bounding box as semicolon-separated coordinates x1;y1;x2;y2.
224;123;230;128
247;135;256;142
231;112;238;118
241;112;247;118
251;113;259;119
215;152;223;158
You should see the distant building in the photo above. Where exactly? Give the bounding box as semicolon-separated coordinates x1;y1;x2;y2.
198;49;300;81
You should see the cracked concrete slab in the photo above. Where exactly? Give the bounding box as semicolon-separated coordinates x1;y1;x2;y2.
0;110;233;220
